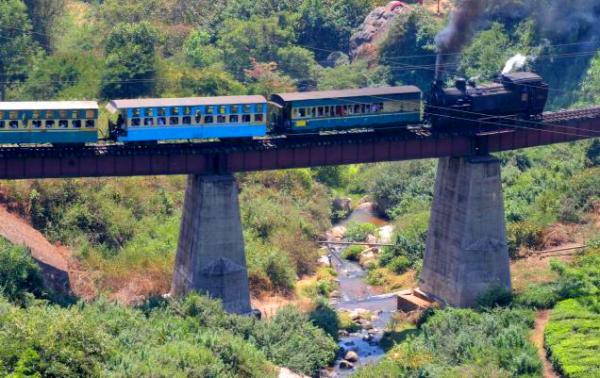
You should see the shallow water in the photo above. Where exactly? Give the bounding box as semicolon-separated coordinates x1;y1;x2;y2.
325;206;393;376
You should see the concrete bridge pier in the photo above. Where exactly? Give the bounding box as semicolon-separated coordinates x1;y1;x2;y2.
420;155;511;307
171;174;252;314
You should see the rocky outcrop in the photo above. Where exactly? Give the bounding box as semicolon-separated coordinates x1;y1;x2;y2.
350;1;415;61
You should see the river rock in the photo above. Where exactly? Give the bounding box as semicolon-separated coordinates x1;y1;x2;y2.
345;351;359;363
327;225;347;241
366;234;378;246
318;255;331;267
278;367;310;378
377;224;394;244
339;360;355;369
333;197;353;212
349;308;371;321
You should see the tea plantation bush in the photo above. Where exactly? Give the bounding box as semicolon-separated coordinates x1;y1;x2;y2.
544;250;600;377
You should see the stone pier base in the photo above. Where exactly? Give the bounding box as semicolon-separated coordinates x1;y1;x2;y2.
171;174;251;314
419;156;511;307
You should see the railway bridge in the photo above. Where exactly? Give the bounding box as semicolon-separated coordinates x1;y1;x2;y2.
3;107;600;312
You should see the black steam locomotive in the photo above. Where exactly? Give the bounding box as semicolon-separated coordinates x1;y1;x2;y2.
426;72;549;130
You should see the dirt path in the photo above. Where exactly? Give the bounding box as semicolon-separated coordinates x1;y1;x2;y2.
532;310;559;378
0;205;96;300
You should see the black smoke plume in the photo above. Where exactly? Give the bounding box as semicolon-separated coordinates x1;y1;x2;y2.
434;0;486;81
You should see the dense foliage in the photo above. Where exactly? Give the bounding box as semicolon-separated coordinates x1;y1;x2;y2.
0;241;338;377
354;307;541;377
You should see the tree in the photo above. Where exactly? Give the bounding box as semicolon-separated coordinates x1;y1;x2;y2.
218;15;296;79
379;7;441;88
0;0;40;100
100;22;158;99
183;30;223;68
23;0;65;50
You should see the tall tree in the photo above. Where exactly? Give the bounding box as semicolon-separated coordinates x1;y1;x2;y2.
0;0;40;100
23;0;65;51
100;22;158;99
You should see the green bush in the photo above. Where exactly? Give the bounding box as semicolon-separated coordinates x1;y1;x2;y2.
507;221;544;257
309;299;339;339
514;283;560;309
341;245;363;261
387;255;411;274
355;307;541;377
476;285;513;309
0;239;46;305
345;222;377;242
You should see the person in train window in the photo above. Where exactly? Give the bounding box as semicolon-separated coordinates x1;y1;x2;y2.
59;120;68;128
158;117;166;126
86;120;95;128
0;121;4;128
217;115;226;123
46;120;55;128
144;118;154;126
72;120;82;128
32;120;42;129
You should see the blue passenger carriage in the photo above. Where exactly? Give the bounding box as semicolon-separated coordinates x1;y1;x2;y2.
0;101;99;144
106;96;268;142
269;86;422;133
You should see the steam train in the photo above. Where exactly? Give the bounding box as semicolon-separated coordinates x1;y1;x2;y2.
0;72;548;145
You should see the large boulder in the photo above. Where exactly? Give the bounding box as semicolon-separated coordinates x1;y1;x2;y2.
350;1;414;61
332;197;353;213
344;351;359;363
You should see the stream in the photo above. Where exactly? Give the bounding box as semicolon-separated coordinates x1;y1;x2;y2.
324;203;397;377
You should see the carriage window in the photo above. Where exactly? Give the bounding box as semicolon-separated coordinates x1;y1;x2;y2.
131;118;141;126
204;115;213;124
0;121;4;128
354;105;361;114
183;116;192;125
243;104;252;113
46;120;55;128
158;117;166;126
9;121;18;129
242;114;251;123
9;111;17;120
171;107;180;116
218;106;226;114
71;111;78;119
158;108;166;117
254;114;264;122
0;111;3;119
59;110;67;118
206;106;214;115
32;120;41;128
59;120;68;128
86;110;95;119
195;113;202;123
32;111;40;119
144;108;154;117
231;105;239;113
217;115;226;123
144;118;154;126
132;108;141;117
298;108;306;118
85;120;95;128
169;117;179;125
72;120;81;128
183;107;191;116
317;107;324;117
230;115;239;123
324;107;330;117
335;106;342;116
